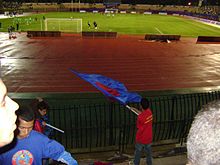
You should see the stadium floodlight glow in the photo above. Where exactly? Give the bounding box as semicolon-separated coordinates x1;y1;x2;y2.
44;18;82;33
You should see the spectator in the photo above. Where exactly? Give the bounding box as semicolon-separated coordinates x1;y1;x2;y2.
187;100;220;165
0;79;19;147
0;105;78;165
33;98;52;137
132;98;153;165
33;98;53;165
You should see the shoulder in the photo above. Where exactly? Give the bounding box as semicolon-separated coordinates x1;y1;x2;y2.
35;119;41;123
138;111;145;119
146;108;152;115
29;131;62;147
30;130;48;139
141;108;152;116
31;130;43;135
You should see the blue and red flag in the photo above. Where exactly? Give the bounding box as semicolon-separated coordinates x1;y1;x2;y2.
69;69;141;104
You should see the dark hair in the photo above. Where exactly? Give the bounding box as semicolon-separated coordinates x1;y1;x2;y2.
16;105;35;122
34;100;49;118
37;100;49;111
140;98;150;109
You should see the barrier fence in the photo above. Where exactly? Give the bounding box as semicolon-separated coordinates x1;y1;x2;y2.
13;90;220;153
27;31;61;37
145;34;181;41
82;32;117;38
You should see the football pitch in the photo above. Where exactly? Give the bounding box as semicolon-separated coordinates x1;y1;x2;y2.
1;12;220;37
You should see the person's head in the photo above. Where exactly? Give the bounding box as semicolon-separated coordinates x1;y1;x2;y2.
0;79;19;147
187;100;220;165
16;105;35;139
140;98;150;110
37;100;49;117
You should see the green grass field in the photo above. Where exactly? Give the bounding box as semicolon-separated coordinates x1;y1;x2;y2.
1;12;220;37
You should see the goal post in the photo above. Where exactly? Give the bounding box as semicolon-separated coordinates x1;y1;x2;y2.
44;18;82;33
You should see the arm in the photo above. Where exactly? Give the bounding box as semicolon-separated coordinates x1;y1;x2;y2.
57;151;78;165
41;135;78;165
34;119;44;133
42;115;54;136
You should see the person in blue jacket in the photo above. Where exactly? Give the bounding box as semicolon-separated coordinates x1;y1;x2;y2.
0;105;78;165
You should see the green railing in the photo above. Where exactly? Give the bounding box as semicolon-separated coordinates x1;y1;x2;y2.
10;89;220;153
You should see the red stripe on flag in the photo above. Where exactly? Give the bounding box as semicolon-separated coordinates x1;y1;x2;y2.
95;82;120;96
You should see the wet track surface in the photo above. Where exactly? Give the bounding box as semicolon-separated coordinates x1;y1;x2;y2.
1;32;220;93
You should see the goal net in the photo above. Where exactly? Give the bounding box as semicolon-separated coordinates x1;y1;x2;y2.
44;18;82;33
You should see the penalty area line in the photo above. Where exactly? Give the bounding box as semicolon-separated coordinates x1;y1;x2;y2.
155;27;163;34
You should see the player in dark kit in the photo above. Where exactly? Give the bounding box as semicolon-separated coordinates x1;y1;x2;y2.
93;21;98;29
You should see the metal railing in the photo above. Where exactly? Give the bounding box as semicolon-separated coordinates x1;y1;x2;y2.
36;91;220;153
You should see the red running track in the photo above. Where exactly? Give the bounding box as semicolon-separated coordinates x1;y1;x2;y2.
1;32;220;93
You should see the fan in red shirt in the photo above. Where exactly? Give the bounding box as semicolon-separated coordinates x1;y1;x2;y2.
131;98;153;165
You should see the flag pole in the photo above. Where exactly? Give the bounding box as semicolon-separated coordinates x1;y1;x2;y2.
46;123;64;133
125;105;139;115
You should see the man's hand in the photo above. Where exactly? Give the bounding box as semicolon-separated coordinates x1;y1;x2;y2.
42;121;46;126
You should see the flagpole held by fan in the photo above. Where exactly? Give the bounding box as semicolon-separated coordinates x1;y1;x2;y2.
125;105;140;115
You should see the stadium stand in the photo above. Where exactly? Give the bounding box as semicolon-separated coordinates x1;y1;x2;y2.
103;0;121;8
19;3;219;22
